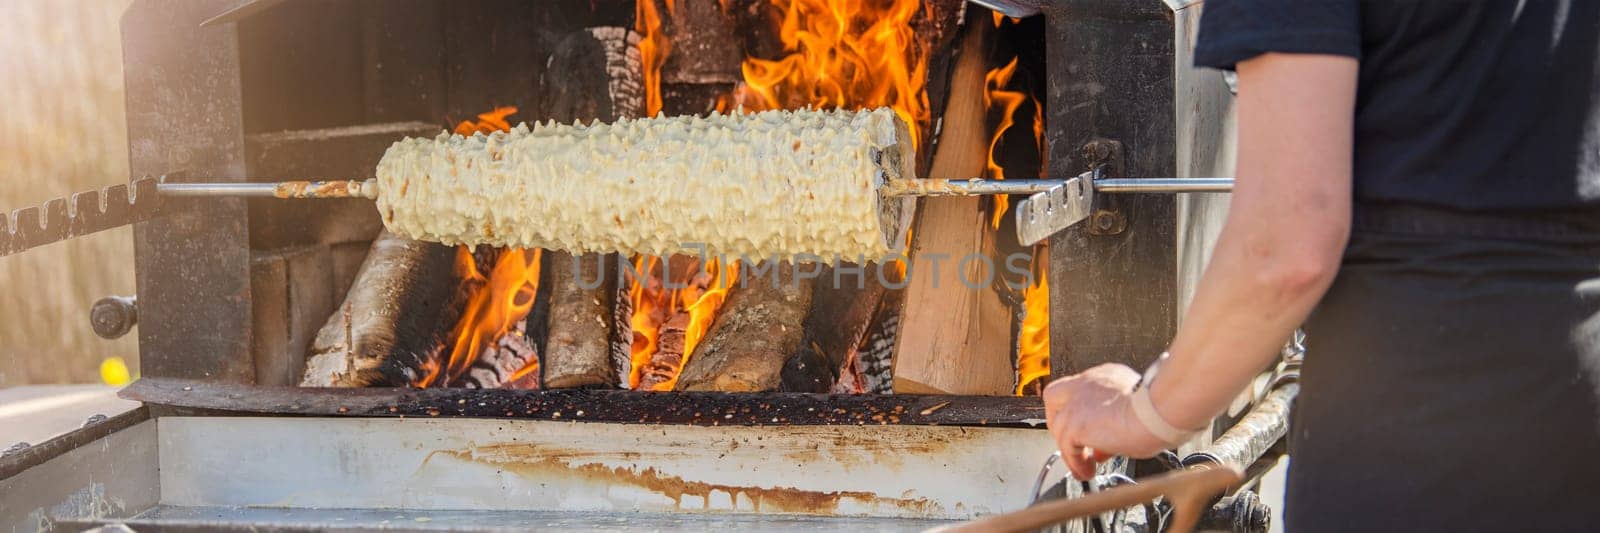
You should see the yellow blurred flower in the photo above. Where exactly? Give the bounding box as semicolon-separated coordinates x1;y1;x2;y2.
100;356;131;386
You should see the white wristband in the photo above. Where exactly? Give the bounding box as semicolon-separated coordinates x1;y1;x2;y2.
1131;353;1203;446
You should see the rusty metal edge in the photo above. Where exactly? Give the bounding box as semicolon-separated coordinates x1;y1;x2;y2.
0;406;151;481
119;378;1047;427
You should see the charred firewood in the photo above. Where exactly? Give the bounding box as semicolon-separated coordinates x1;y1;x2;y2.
802;261;889;385
635;257;711;390
301;230;464;387
857;287;903;395
541;27;642;128
783;339;835;393
458;317;541;389
638;312;692;389
675;262;813;392
827;346;868;394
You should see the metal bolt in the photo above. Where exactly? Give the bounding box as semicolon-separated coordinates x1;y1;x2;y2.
90;296;138;340
1091;142;1112;161
1089;209;1127;236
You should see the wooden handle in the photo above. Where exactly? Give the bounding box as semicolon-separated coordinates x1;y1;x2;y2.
930;466;1242;533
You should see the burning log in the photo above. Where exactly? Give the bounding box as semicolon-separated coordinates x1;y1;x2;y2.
424;247;543;388
634;255;717;390
638;312;692;388
301;230;465;387
702;0;969;394
447;247;547;390
458;316;542;389
892;21;1015;395
675;262;813;392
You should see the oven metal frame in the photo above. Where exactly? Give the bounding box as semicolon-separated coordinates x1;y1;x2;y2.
1042;0;1235;379
120;0;1237;394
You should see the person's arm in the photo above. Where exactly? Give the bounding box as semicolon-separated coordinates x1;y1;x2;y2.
1044;52;1358;480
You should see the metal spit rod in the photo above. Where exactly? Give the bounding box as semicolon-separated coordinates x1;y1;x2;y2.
4;174;1228;259
156;176;1233;199
881;177;1233;196
157;179;379;199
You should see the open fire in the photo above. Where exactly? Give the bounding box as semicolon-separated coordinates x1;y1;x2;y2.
627;256;738;390
413;108;543;389
732;0;931;148
986;15;1050;394
620;0;932;391
363;1;1049;394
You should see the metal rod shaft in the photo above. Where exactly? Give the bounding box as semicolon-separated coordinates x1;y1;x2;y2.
880;178;1067;197
1093;178;1233;193
157;179;378;199
155;176;1233;200
884;176;1233;197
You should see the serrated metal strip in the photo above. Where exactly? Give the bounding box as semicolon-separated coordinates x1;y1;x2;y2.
1016;175;1093;246
1;177;163;258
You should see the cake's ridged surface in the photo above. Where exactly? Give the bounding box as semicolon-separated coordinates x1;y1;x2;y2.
375;108;913;260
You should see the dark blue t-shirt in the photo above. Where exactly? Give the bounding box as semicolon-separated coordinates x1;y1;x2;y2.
1194;0;1600;211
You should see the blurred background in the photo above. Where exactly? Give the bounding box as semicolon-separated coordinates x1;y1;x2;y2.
0;0;138;387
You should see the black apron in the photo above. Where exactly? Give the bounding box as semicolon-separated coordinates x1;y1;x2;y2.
1288;203;1600;532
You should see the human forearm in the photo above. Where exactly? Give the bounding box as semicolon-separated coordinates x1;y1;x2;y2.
1041;53;1358;476
1149;53;1357;432
1153;210;1344;430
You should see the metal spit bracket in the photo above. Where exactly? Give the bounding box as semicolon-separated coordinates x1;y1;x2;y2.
1016;171;1094;246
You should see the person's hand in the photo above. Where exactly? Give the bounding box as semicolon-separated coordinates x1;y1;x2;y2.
1043;363;1171;479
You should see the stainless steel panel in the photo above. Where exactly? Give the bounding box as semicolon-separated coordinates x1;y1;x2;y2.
157;417;1056;520
0;420;159;532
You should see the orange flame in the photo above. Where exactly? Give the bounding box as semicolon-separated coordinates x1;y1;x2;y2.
1016;247;1050;395
664;259;737;390
1031;91;1045;158
420;248;543;387
415;107;543;389
627;256;739;390
627;255;665;387
732;0;930;147
453;106;518;136
636;0;674;116
984;57;1025;229
627;0;928;389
